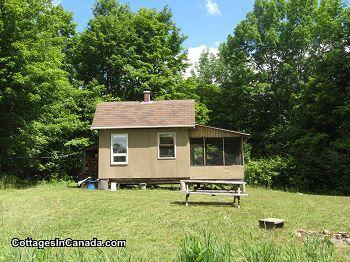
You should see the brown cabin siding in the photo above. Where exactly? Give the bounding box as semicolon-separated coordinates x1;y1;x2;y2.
98;128;191;180
190;166;244;180
98;126;246;182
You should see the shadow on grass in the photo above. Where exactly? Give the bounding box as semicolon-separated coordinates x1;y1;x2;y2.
171;201;235;207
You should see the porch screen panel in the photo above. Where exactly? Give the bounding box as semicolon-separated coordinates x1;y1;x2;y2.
224;137;242;165
205;138;223;166
190;138;204;166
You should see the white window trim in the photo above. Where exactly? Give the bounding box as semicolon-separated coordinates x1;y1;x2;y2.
157;132;176;160
111;133;128;165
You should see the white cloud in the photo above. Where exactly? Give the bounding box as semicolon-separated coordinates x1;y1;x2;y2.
205;0;221;16
184;45;219;78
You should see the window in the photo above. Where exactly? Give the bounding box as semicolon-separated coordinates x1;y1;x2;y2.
158;133;176;159
190;138;204;166
111;134;128;165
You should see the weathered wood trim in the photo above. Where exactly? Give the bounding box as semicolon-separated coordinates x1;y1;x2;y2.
190;125;249;138
203;137;206;166
222;137;225;166
241;137;244;166
92;125;195;130
108;177;190;184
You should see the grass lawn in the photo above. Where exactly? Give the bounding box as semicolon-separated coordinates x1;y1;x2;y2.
0;183;349;261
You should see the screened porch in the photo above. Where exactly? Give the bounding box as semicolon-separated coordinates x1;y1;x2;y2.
189;125;249;180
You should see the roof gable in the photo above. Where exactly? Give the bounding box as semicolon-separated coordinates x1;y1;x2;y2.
92;100;195;129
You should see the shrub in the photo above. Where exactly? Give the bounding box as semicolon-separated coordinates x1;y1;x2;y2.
245;156;291;188
0;175;21;190
0;175;39;190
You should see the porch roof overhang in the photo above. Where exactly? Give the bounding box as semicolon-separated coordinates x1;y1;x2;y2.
190;125;250;139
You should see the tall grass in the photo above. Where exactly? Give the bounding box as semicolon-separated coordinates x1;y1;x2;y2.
242;241;279;261
176;231;233;262
289;237;335;262
1;233;336;262
0;176;73;190
242;237;335;262
177;232;335;262
0;175;18;190
2;246;131;262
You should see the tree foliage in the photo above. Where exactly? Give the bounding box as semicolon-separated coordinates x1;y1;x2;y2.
0;0;348;194
0;0;97;179
72;0;187;100
290;0;350;193
197;0;350;193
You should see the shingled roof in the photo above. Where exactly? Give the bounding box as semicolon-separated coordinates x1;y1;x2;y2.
91;100;195;129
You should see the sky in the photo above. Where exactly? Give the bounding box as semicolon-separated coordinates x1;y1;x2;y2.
57;0;255;75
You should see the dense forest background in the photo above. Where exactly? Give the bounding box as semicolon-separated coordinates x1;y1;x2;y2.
0;0;349;194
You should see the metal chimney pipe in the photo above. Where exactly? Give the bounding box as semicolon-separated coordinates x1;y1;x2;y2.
143;90;151;103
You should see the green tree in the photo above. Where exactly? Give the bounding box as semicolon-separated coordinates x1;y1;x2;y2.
73;0;187;100
214;0;319;155
197;0;350;193
0;0;91;180
190;49;222;124
157;77;210;124
290;0;350;193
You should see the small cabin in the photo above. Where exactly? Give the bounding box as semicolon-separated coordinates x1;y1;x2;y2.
91;91;249;184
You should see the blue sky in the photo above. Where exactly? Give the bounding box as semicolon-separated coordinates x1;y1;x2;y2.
59;0;255;48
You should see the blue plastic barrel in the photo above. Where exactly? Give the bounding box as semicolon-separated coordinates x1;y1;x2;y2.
86;182;96;190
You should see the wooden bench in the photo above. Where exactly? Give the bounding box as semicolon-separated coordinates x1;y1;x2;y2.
180;180;247;208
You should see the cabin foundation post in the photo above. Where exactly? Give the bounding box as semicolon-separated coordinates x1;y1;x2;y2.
139;183;147;190
185;193;189;206
180;181;186;191
98;179;109;190
110;182;117;191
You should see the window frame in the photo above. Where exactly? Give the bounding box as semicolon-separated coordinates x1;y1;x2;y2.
110;133;128;165
157;132;176;160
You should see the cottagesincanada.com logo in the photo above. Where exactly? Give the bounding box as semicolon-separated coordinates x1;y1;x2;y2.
11;237;126;249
